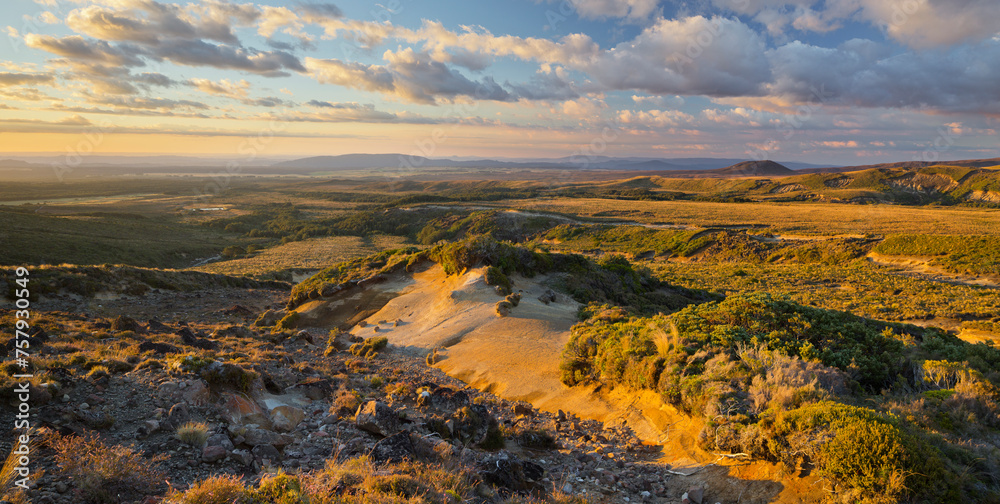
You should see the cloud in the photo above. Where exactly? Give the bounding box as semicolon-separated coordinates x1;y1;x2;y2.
0;72;54;87
190;78;251;99
150;38;305;76
65;1;245;45
584;16;772;96
618;108;694;128
632;94;685;108
763;38;1000;114
297;2;343;18
541;0;660;21
25;34;145;66
507;70;579;101
306;48;512;104
271;102;440;124
837;0;1000;48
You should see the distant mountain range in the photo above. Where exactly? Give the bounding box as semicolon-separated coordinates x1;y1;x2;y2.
271;154;830;172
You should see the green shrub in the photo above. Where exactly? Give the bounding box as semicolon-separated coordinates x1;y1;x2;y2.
484;266;511;295
275;312;300;331
349;336;388;358
248;471;307;504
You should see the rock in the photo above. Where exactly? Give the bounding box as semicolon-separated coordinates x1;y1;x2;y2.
231;449;254;467
495;300;512;317
513;404;534;417
371;431;415;464
244;427;280;446
686;487;704;504
202;445;227;463
355;401;400;437
480;455;545;493
182;380;209;405
136;419;159;439
271;405;305;432
145;319;172;333
292;377;333;400
79;410;114;429
166;403;190;429
562;483;573;494
212;325;256;339
538;289;558;304
137;341;179;354
207;433;234;451
252;444;281;464
110;315;142;333
254;309;286;327
221;305;254;317
417;386;470;411
178;327;216;350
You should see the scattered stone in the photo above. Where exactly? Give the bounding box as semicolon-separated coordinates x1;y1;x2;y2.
202;445;227;463
244;427;291;447
137;341;179;354
178;327;216;350
538;289;558;304
355;401;400;437
145;319;172;333
371;431;415;464
231;449;254;467
271;405;306;432
252;444;281;464
686;487;704;504
513;404;534;417
79;410;114;430
110;315;142;333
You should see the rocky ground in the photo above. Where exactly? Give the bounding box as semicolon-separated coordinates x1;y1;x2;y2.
2;286;741;504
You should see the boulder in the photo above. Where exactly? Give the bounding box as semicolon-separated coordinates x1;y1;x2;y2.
244;427;292;447
137;341;179;354
271;405;305;432
371;431;414;464
538;289;558;305
110;316;142;333
479;455;545;493
252;444;281;464
202;445;227;463
356;401;400;437
178;327;216;350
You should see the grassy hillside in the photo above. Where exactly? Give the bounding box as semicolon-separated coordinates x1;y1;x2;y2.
561;293;1000;503
0;207;245;268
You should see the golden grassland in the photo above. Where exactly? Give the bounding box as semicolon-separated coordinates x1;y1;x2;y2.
506;197;1000;235
191;234;413;277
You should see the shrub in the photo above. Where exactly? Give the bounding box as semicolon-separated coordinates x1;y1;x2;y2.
200;362;256;393
248;471;307;504
349;336;388;358
167;474;249;504
176;422;209;447
484;266;511;295
51;434;164;503
275;312;300;331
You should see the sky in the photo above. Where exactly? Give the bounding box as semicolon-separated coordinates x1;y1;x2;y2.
0;0;998;165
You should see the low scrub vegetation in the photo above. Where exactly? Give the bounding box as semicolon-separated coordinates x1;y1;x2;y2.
561;292;1000;502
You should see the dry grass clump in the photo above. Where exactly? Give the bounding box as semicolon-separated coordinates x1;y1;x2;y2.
176;421;210;447
165;474;250;504
51;434;165;503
